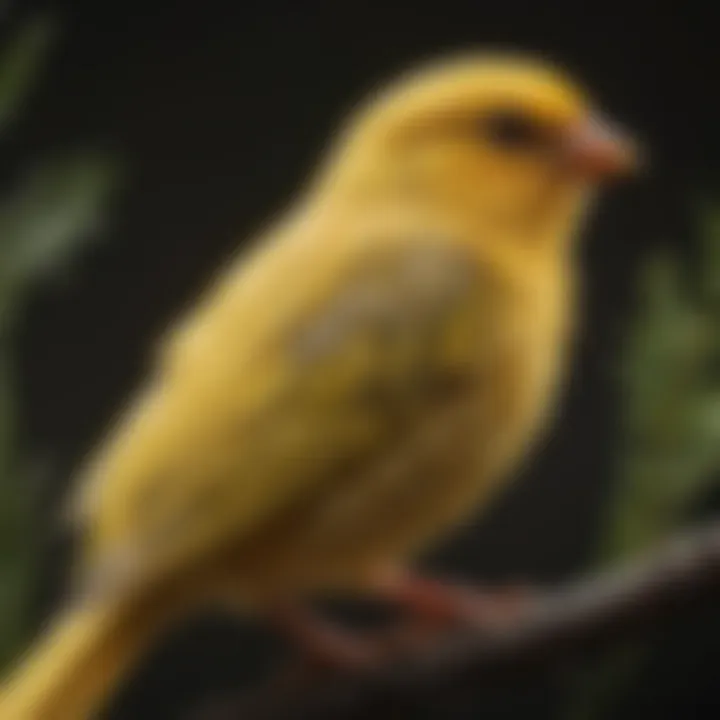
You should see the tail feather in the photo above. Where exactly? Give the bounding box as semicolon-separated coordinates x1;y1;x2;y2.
0;577;200;720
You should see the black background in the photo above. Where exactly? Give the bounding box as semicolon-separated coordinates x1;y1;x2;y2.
2;1;719;718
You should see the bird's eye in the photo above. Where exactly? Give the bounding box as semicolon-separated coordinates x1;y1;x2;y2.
479;111;548;150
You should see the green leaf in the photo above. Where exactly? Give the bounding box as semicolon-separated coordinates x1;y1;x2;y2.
0;15;57;135
0;14;121;670
698;205;720;307
566;204;720;720
0;152;120;326
600;245;720;560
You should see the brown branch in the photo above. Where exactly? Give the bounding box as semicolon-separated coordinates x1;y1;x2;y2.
197;520;720;720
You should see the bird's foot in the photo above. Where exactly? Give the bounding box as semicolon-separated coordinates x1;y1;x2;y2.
267;573;535;679
268;605;382;675
372;568;535;631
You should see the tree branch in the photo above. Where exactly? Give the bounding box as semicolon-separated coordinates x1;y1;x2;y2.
198;520;720;720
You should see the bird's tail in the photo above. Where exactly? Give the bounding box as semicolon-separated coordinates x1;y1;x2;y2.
0;575;201;720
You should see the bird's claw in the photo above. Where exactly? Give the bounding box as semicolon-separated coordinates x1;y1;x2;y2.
371;569;536;631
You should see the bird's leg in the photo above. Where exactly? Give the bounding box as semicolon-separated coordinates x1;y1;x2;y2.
371;567;535;631
267;604;381;674
265;571;535;676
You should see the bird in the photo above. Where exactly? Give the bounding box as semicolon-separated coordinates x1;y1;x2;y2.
0;51;637;719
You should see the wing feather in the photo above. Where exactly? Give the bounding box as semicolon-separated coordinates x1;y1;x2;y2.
73;232;486;597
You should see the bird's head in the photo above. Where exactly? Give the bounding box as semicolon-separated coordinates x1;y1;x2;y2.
315;52;639;247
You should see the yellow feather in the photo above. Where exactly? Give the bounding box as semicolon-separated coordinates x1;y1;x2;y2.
0;52;636;719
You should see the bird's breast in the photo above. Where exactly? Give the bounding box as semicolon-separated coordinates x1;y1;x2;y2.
401;253;574;546
470;257;572;473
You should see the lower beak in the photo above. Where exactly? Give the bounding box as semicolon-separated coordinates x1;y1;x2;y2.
563;114;641;180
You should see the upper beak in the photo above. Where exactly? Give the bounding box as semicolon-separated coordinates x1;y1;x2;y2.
563;114;641;180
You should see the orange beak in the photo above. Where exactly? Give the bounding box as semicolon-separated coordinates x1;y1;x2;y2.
563;114;641;181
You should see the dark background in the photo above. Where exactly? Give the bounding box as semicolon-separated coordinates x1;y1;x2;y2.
2;1;719;718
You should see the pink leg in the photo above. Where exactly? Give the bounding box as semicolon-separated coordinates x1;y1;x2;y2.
371;568;534;630
267;605;380;673
266;572;534;674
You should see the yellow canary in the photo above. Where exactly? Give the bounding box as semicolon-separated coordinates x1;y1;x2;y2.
0;52;636;719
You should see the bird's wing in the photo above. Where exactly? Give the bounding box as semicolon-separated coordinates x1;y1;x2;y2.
73;231;493;598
